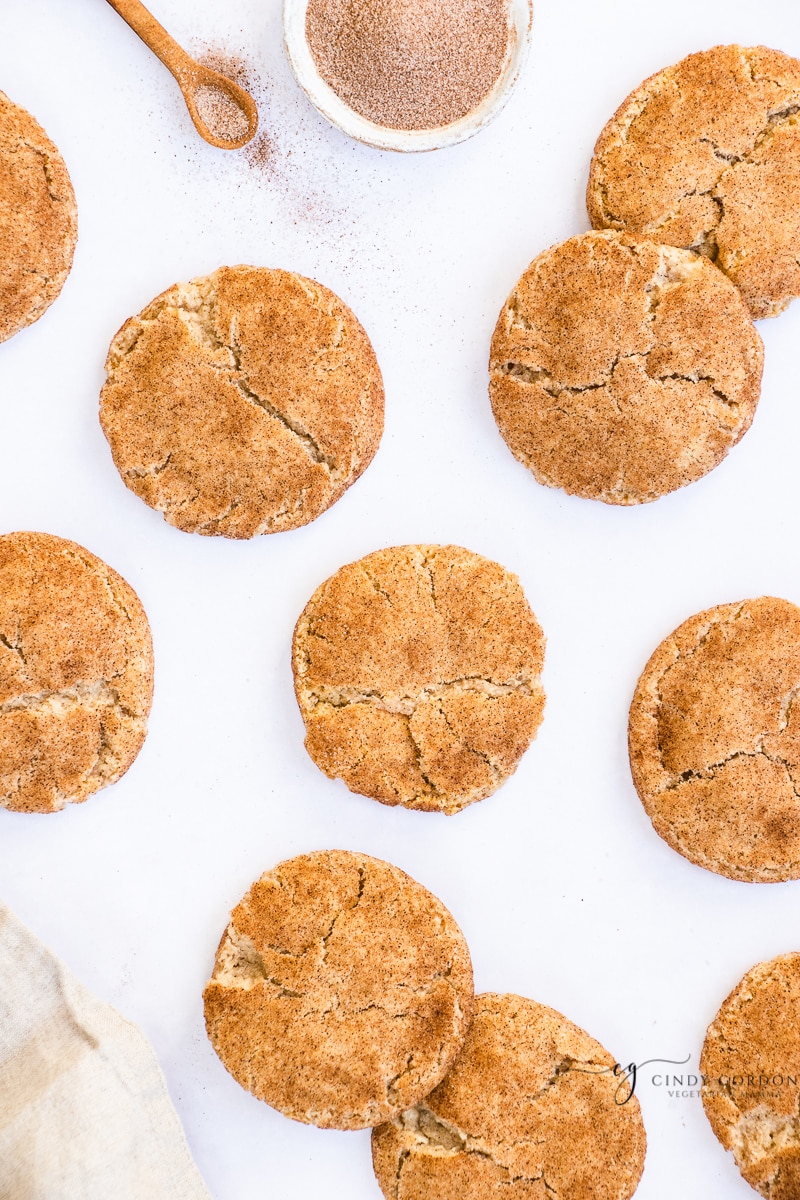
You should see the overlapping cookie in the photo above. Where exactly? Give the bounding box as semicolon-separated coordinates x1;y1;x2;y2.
373;992;647;1200
203;850;474;1129
489;231;763;504
588;45;800;320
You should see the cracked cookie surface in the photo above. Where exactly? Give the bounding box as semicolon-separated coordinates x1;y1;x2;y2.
0;91;77;342
292;545;546;815
0;532;154;814
372;992;646;1200
629;597;800;882
202;850;474;1129
701;954;800;1198
587;45;800;320
99;266;384;537
489;231;763;505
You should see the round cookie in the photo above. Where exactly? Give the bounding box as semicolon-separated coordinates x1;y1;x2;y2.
629;597;800;882
99;266;384;537
292;545;546;815
0;532;154;814
587;45;800;321
0;91;77;342
489;230;763;505
202;850;474;1129
701;953;800;1198
372;992;647;1200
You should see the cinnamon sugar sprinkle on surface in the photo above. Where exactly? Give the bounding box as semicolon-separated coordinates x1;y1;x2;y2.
306;0;510;131
197;51;274;172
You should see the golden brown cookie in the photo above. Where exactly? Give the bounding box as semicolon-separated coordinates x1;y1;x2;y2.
99;266;384;537
372;992;647;1200
629;597;800;882
292;545;545;815
701;953;800;1198
203;850;474;1129
587;45;800;320
0;532;154;814
0;91;77;342
489;230;763;505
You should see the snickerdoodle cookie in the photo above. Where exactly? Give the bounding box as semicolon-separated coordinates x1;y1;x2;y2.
0;532;153;814
489;231;763;505
372;992;647;1200
99;266;384;537
203;850;474;1129
701;953;800;1198
0;92;77;342
629;597;800;882
587;45;800;320
292;545;545;815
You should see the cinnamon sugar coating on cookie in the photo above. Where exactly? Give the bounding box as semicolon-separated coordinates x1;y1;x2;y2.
372;993;646;1200
701;954;800;1198
292;545;545;814
203;850;474;1130
0;91;77;342
0;532;153;814
587;45;800;320
629;597;800;882
100;266;384;537
489;231;763;504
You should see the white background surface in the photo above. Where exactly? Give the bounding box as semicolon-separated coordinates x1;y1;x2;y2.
2;1;800;1196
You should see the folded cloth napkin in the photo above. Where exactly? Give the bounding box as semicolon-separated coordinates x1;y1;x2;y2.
0;903;211;1199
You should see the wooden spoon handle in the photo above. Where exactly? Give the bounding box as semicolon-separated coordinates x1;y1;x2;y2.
105;0;196;79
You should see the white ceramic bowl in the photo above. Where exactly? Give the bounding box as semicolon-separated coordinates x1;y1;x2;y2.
283;0;534;152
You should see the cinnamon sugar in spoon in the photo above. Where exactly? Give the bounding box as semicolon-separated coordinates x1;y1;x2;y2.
106;0;258;149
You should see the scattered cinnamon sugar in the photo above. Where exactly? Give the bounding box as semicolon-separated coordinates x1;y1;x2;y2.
197;51;274;172
194;85;250;142
305;0;510;131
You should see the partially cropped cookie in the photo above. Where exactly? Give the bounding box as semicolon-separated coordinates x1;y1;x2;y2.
0;92;77;342
489;231;763;504
629;597;800;882
203;850;473;1129
292;545;545;815
372;993;647;1200
0;532;153;814
701;953;800;1198
100;266;384;537
588;45;800;320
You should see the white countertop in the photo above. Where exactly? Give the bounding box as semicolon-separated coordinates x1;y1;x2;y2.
2;1;800;1196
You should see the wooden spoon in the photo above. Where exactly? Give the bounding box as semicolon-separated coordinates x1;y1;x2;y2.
105;0;258;150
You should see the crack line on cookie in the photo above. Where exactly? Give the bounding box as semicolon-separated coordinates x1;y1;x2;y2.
227;336;337;473
647;607;800;794
303;675;537;716
405;717;444;800
16;138;64;205
0;631;26;664
644;107;800;260
125;453;173;480
107;282;341;479
0;679;131;718
593;73;800;249
396;1104;563;1191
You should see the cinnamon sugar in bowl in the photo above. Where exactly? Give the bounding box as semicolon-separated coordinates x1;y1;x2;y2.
283;0;533;151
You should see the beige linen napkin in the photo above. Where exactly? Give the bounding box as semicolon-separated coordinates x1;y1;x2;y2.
0;903;211;1199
